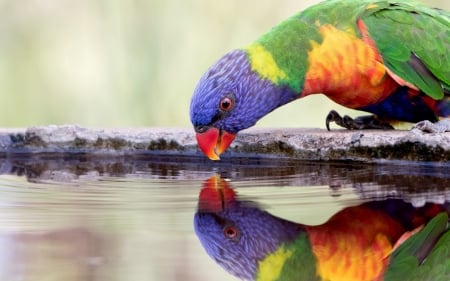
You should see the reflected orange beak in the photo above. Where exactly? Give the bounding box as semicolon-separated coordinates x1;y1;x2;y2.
195;128;236;160
198;175;236;212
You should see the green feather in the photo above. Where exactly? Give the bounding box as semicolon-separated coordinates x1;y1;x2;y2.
384;212;450;281
255;233;320;281
363;1;450;100
277;234;320;281
248;15;321;93
245;0;449;100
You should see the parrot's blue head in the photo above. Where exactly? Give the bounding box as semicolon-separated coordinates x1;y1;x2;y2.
193;177;302;280
190;49;296;160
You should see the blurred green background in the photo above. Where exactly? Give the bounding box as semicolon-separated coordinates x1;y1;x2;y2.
0;0;448;128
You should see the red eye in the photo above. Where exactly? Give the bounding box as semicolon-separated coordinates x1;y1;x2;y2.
223;225;240;240
219;97;234;111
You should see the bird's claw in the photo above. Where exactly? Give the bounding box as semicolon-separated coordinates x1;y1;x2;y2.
326;110;394;131
326;110;356;130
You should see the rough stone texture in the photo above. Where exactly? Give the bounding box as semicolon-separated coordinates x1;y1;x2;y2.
0;125;449;163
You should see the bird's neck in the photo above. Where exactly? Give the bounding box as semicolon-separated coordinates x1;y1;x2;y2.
243;15;318;94
255;231;320;281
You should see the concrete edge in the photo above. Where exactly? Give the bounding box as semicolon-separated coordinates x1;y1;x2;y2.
0;125;449;163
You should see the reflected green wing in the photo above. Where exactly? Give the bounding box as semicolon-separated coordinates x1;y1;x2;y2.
384;212;450;281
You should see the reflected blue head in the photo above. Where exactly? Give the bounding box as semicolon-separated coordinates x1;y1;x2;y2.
194;201;302;280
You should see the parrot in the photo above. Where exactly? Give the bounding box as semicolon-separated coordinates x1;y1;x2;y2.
189;0;450;160
194;176;450;281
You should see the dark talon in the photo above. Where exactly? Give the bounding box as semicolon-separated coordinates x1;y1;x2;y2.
326;110;345;131
326;110;394;130
325;110;359;130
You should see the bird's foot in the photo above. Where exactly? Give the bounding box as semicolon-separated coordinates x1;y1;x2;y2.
412;119;450;133
325;110;394;131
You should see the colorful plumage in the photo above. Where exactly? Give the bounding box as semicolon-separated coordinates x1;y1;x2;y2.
190;0;450;160
194;176;450;281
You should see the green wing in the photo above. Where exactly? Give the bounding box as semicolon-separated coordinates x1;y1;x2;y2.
362;1;450;100
384;212;450;281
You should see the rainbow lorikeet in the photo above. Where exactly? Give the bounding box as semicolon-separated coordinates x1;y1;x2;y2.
194;176;450;281
189;0;450;160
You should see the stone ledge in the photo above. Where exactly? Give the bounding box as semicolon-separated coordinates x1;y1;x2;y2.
0;125;449;163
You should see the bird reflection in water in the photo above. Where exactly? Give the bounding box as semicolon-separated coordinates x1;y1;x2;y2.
194;176;450;281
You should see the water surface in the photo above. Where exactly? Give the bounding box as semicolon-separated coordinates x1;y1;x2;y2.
0;154;449;281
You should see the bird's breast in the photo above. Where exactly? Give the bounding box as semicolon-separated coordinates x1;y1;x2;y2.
305;206;405;281
300;24;399;109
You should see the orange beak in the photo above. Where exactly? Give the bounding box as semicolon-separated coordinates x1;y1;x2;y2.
195;128;236;160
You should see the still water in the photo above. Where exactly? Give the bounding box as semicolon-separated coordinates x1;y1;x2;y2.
0;154;449;281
